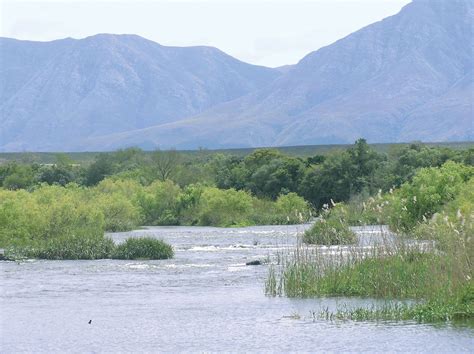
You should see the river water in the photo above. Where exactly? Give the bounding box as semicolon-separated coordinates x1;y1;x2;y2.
1;225;473;352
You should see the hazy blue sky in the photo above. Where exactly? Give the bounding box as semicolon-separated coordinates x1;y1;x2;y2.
1;0;411;67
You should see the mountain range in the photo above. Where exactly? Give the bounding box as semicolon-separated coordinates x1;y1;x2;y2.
0;0;473;152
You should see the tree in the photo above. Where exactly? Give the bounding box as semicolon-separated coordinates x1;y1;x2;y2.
2;163;36;190
299;140;384;208
37;165;76;186
152;149;180;181
85;154;116;186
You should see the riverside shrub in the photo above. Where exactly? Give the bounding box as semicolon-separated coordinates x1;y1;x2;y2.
385;161;473;232
304;204;356;245
197;187;253;227
275;192;311;224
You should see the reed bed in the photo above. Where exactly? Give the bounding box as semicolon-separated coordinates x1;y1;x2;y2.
266;225;472;322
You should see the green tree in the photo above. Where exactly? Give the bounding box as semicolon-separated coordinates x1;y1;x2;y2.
85;154;116;186
151;149;181;181
2;164;36;190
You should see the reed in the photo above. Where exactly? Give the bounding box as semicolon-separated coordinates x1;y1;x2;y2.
112;237;174;260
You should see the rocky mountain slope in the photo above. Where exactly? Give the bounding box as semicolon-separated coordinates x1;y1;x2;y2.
0;35;279;151
83;0;473;151
1;0;472;151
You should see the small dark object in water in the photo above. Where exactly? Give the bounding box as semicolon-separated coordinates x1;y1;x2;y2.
246;260;262;266
88;320;92;324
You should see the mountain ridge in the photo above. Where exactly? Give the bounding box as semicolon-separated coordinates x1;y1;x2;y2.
1;0;473;152
85;0;472;151
0;34;280;151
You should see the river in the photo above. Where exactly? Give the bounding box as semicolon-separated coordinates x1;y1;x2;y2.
1;225;473;352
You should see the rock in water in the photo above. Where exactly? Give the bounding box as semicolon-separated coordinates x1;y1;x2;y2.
246;260;262;266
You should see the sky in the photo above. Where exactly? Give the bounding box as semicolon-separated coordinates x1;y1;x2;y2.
1;0;411;67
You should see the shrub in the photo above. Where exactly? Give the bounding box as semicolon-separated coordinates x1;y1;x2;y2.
344;193;384;226
304;204;356;245
95;178;143;198
177;184;204;225
275;192;311;224
113;237;174;260
0;184;111;260
96;194;142;232
385;161;473;232
136;180;181;225
250;199;281;225
197;187;253;227
0;189;45;247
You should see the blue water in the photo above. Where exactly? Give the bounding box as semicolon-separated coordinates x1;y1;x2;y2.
1;225;473;352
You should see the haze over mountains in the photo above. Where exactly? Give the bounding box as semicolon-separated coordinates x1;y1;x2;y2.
0;35;280;151
1;0;473;152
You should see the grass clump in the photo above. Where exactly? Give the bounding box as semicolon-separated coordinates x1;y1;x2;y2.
24;235;115;260
281;251;441;299
303;204;356;245
112;237;174;260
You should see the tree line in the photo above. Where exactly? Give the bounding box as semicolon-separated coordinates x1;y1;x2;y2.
1;140;472;210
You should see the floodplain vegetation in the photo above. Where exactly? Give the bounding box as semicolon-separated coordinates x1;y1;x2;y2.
266;161;473;323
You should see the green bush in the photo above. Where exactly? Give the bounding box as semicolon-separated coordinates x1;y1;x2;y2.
96;194;142;232
275;192;311;224
197;187;253;227
0;184;112;260
385;161;473;232
344;193;384;226
304;204;356;245
0;189;45;247
113;237;174;260
250;199;281;225
136;180;181;225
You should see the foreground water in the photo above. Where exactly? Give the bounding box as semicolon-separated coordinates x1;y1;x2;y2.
1;225;473;352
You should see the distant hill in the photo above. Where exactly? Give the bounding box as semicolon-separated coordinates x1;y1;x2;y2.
0;35;279;151
82;0;473;151
1;0;473;152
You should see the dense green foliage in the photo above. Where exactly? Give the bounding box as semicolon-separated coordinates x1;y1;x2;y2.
113;237;174;260
0;179;311;259
1;142;471;207
384;161;473;232
1;141;472;261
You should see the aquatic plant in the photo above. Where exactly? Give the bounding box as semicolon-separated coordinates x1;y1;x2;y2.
27;235;116;260
320;281;473;322
279;248;440;298
112;237;174;260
